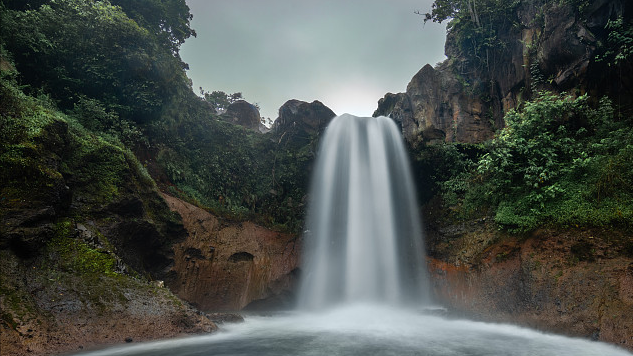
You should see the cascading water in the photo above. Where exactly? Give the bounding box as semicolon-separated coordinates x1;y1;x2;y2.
298;114;429;309
71;114;633;356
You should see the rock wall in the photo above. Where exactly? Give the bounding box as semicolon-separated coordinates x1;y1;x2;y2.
426;221;633;351
161;193;301;311
375;0;632;147
1;241;216;356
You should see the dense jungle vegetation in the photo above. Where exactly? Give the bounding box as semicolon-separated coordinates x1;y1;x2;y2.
423;92;633;232
418;0;633;232
0;0;311;233
1;0;632;236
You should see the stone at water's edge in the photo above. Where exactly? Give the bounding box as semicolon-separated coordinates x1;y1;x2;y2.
428;227;633;352
0;248;217;356
160;193;301;311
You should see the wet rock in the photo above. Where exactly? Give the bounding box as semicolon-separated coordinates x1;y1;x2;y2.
207;313;244;324
228;251;254;263
428;228;633;352
105;197;145;218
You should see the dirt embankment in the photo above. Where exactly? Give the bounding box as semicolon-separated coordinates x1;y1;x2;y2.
427;219;633;351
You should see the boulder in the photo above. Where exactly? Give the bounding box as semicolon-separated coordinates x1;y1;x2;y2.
375;65;495;146
221;100;262;131
272;99;336;146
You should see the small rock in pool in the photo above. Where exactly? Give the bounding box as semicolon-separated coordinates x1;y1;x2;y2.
125;337;133;343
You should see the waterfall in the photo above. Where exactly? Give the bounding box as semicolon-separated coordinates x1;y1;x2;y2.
72;114;633;356
298;114;429;310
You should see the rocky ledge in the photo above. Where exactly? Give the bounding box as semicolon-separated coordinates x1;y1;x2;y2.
1;247;218;356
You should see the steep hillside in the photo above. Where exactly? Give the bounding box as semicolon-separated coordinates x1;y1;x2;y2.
0;68;217;356
0;1;317;354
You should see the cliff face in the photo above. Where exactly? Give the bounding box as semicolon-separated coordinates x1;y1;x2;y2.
0;101;218;356
376;0;632;146
397;0;633;351
426;223;633;350
161;193;301;311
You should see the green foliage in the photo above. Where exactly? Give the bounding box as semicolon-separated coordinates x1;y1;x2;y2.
409;142;482;206
439;92;633;232
0;0;311;233
0;72;155;209
596;16;633;66
423;0;520;72
152;103;312;232
109;0;196;55
0;0;191;123
200;89;244;112
48;220;118;275
67;96;146;147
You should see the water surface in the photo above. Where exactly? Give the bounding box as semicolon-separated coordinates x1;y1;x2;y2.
72;304;632;356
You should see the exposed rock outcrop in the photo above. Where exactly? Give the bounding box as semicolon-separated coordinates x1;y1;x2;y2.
1;248;217;356
221;100;265;132
161;193;301;311
376;64;495;146
376;0;632;146
425;212;633;351
272;99;336;146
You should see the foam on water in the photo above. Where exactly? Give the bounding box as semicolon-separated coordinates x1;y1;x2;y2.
73;304;632;356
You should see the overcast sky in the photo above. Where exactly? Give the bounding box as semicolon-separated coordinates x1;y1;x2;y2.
180;0;447;120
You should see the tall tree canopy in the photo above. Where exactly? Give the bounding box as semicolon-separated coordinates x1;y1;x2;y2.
0;0;194;123
109;0;196;54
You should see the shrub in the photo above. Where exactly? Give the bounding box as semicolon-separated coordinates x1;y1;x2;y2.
438;91;633;232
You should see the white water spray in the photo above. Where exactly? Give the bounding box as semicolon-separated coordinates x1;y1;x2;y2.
298;114;429;309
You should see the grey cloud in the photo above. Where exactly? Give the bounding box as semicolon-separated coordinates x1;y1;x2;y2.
181;0;446;119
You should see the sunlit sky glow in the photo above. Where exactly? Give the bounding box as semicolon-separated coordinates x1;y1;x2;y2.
180;0;447;120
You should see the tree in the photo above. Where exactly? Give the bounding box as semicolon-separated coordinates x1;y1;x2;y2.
109;0;196;55
0;0;191;123
199;89;244;113
419;0;519;73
